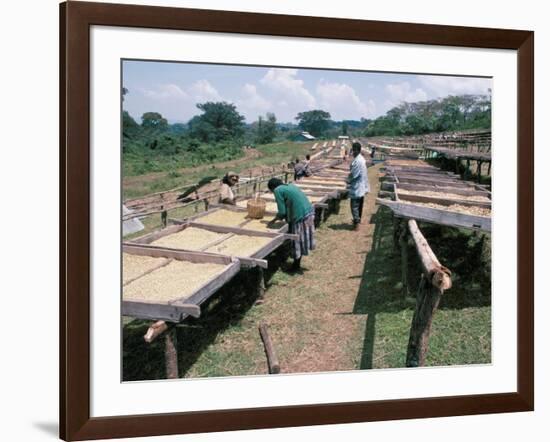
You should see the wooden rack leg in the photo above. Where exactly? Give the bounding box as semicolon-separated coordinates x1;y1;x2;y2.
334;198;341;215
399;221;409;296
406;276;443;367
393;216;401;251
165;327;179;379
257;267;266;298
259;322;281;374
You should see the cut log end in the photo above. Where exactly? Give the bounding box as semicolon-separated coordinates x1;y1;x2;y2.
144;320;169;343
431;266;452;291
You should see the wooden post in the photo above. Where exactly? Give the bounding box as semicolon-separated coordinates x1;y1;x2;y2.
161;209;167;227
406;278;443;367
405;220;452;367
399;220;409;296
165;327;178;379
204;198;209;212
259;322;281;374
487;161;492;176
393;216;401;251
476;160;482;183
465;159;471;180
256;266;266;298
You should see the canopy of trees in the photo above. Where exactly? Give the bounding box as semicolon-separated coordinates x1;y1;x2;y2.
141;112;168;130
365;94;491;137
254;113;278;144
295;110;331;137
188;102;245;143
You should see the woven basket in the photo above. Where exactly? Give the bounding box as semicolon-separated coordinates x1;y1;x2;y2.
247;195;266;219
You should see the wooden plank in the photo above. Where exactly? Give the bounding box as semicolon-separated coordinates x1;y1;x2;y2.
209;202;278;216
129;243;268;269
397;192;491;209
122;243;234;265
376;198;491;232
396;177;474;188
259;322;281;374
189;221;280;238
122;300;201;322
395;182;491;198
129;222;187;245
392;172;467;184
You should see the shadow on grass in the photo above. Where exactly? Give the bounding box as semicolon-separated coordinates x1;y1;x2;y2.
352;206;491;369
328;223;355;231
122;247;290;382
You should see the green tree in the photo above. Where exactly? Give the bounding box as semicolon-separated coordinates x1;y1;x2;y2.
342;121;348;136
295;110;331;137
364;94;491;137
141;112;168;130
255;112;278;144
188;102;245;143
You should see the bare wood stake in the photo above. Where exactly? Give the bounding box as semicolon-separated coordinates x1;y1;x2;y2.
259;322;281;374
144;320;169;343
165;327;178;379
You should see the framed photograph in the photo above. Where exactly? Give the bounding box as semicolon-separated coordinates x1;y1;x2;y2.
60;1;533;440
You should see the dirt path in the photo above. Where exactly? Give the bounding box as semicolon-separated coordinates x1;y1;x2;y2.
180;165;383;377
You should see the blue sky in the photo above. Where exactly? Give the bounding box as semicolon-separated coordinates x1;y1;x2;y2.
122;60;492;124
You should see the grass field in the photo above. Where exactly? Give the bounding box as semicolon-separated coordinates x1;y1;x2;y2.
122;165;491;381
123;141;314;200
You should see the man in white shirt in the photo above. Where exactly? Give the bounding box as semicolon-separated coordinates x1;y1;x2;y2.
347;142;369;230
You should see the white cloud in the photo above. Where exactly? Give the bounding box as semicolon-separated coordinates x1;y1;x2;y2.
237;84;271;120
260;68;316;111
135;80;224;122
418;76;492;98
316;80;376;120
386;82;428;103
384;82;428;110
140;83;187;100
188;79;222;102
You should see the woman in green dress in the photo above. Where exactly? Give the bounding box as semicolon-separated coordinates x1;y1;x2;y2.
267;178;316;271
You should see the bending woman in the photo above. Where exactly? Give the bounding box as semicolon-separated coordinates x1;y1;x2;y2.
267;178;315;271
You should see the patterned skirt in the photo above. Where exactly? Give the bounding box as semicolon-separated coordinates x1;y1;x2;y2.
288;210;316;260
